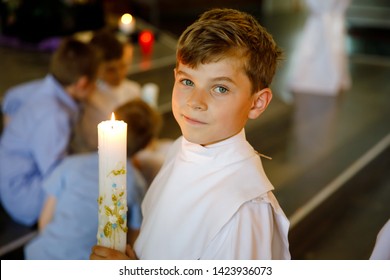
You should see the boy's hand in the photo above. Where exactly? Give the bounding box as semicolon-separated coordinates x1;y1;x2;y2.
90;245;137;260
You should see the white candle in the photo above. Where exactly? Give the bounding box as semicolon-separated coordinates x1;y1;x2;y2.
97;113;128;252
119;13;136;35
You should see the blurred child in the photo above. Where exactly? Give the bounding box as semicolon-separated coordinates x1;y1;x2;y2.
73;29;173;186
73;29;142;152
25;99;162;259
0;38;100;226
91;8;290;260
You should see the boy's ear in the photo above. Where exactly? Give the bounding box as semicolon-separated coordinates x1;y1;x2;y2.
248;88;273;119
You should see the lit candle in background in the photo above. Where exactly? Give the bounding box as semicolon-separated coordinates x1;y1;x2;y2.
119;13;136;35
139;30;155;56
97;113;128;252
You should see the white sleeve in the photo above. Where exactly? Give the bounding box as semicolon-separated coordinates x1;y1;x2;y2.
202;192;291;260
370;219;390;260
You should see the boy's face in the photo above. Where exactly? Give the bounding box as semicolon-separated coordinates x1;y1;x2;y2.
172;58;258;146
72;78;97;102
99;44;133;87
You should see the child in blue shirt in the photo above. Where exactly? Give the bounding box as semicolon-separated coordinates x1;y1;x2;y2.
25;99;162;259
0;37;101;226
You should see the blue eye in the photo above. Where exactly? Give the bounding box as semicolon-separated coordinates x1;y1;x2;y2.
214;86;228;94
181;79;194;87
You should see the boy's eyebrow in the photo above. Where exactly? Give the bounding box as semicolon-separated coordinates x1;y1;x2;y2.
176;70;237;85
175;70;189;76
210;76;236;84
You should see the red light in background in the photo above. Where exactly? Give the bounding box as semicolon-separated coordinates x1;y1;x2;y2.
138;30;154;56
140;31;153;43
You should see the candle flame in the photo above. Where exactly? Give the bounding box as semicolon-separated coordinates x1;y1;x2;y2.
121;13;133;24
111;112;115;121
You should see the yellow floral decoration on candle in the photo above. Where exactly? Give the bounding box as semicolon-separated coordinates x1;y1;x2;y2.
97;162;128;247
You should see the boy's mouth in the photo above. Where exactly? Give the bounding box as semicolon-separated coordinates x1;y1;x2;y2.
182;115;207;125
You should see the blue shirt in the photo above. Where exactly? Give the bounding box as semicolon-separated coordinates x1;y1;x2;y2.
2;78;42;118
24;153;146;260
0;74;80;225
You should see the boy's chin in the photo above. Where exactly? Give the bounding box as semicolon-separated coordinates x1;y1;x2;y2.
182;134;207;146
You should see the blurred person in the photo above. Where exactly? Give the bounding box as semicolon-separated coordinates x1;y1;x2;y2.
0;37;100;226
73;29;142;152
25;99;162;259
73;29;173;186
288;0;351;95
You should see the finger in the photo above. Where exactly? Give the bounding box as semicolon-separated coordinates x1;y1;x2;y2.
125;244;138;260
91;245;109;257
90;252;104;260
90;245;107;260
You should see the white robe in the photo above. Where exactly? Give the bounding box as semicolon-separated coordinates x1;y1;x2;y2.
370;219;390;260
288;0;351;95
134;130;290;259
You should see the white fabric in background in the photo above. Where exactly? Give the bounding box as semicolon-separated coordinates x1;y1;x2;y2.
288;0;351;95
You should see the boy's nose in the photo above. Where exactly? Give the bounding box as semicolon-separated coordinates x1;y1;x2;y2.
186;90;207;111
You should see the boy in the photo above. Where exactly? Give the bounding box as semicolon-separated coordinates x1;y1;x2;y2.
0;38;100;226
91;8;290;260
73;29;142;153
73;29;173;187
25;99;162;259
